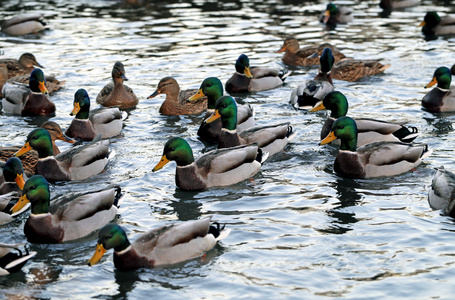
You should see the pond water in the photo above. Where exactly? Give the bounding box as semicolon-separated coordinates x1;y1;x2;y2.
1;0;455;298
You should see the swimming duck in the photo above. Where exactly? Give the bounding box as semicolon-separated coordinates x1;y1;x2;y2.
379;0;419;10
428;166;455;217
320;116;430;178
10;175;123;244
88;216;230;270
422;66;455;112
331;59;391;82
41;121;76;154
15;128;112;181
225;54;288;94
0;53;43;79
310;91;418;146
147;77;208;115
152;137;266;190
419;12;455;37
276;38;347;67
188;77;255;143
65;89;123;141
1;14;46;36
0;242;36;275
320;3;353;27
290;47;334;110
0;157;26;194
96;61;138;109
206;95;296;156
2;68;56;116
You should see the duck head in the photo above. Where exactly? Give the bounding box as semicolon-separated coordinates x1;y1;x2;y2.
87;223;130;266
153;137;195;171
206;95;238;130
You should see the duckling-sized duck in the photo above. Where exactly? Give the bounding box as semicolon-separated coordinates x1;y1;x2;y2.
0;243;36;275
88;216;230;270
10;175;123;244
152;137;267;190
2;68;55;116
290;47;334;110
206;96;296;156
310;91;418;146
96;62;138;109
15;128;112;182
422;66;455;112
320;3;353;27
225;54;288;94
428;166;455;217
419;12;455;38
331;59;390;82
320;116;431;178
147;77;208;115
66;89;123;141
276;38;347;67
189;77;255;143
1;14;46;36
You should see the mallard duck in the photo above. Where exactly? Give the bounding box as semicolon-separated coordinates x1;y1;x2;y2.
428;166;455;217
15;128;112;181
310;91;419;146
320;116;430;178
152;137;266;190
206;95;296;156
41;121;75;155
225;54;288;94
422;66;455;112
10;175;123;244
0;157;26;194
276;38;347;67
0;242;36;275
147;77;208;115
0;53;43;79
320;3;353;27
290;47;334;110
96;62;138;109
1;14;46;36
88;216;230;270
419;12;455;37
331;59;391;82
379;0;419;10
188;77;255;143
2;68;56;116
65;89;123;141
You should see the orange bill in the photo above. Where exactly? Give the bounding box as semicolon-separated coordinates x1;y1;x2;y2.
206;110;221;124
87;244;106;266
244;67;253;79
38;81;49;95
320;131;338;145
15;142;33;157
418;21;426;27
152;155;170;172
425;77;437;89
10;194;29;214
323;11;330;23
15;173;25;190
276;46;286;53
188;89;205;101
70;102;81;116
309;102;326;112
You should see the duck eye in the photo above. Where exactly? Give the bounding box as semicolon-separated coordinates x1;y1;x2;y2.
170;147;175;151
206;84;212;88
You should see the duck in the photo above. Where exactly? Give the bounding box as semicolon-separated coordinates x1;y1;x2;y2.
1;14;46;36
87;216;230;270
451;63;455;75
320;3;353;27
65;88;123;141
15;128;112;182
428;166;455;217
225;54;288;94
96;61;138;109
310;91;419;146
41;121;76;154
422;66;455;112
419;12;455;37
147;77;208;115
276;37;347;67
331;59;391;82
2;68;56;116
188;77;255;143
0;242;36;275
379;0;419;10
290;47;334;110
10;175;123;244
152;137;267;190
320;116;431;178
206;95;296;157
0;157;26;194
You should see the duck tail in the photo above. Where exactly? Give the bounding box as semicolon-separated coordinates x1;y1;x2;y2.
279;69;291;81
420;144;432;160
393;126;419;143
286;125;298;141
0;245;36;274
256;148;269;164
209;222;231;241
113;186;124;208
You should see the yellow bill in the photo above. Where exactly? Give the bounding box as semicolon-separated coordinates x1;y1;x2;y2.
205;110;221;124
425;77;437;89
10;194;29;214
309;102;326;112
320;131;338;145
15;142;33;157
87;244;106;266
152;155;170;172
188;89;205;101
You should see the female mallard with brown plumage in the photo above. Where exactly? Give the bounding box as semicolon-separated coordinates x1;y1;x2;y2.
206;95;296;157
88;216;230;270
10;175;123;244
331;59;390;82
320;116;430;178
147;77;208;115
422;66;455;112
96;61;138;109
66;89;123;141
152;137;266;190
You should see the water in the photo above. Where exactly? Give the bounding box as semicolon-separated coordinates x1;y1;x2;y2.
1;0;455;298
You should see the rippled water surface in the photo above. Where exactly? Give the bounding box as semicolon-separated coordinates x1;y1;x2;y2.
1;0;455;298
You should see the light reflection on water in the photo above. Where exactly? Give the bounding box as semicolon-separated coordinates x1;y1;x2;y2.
1;0;455;298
